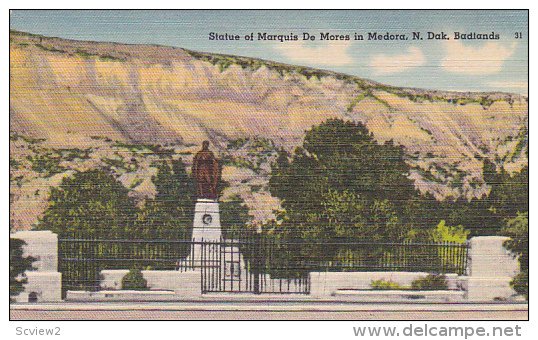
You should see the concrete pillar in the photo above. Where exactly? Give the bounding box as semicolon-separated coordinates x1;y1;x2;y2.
10;230;62;302
192;199;221;241
463;236;521;301
181;199;222;269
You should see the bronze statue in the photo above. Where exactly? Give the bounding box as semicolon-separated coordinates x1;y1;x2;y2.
192;141;220;200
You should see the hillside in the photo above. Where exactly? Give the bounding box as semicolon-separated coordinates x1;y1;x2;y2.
9;30;528;230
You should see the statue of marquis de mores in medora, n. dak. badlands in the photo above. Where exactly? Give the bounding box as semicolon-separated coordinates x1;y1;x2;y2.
192;141;220;200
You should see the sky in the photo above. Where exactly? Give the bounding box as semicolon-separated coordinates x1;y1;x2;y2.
10;10;528;94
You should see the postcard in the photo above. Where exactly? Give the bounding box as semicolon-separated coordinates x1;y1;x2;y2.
9;9;528;323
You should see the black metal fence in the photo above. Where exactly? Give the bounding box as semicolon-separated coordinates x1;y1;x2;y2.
200;238;311;294
58;234;469;296
226;234;469;276
58;235;197;296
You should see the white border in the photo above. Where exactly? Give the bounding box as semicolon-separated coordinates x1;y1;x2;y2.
2;2;534;339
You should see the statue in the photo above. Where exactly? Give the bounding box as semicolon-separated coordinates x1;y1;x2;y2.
192;141;220;200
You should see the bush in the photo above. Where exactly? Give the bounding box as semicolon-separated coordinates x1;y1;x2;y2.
370;279;404;290
121;269;148;290
431;220;469;243
502;212;528;300
411;274;448;291
510;272;528;300
9;238;35;302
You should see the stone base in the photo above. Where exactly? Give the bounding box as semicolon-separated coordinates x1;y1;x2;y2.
333;289;466;302
192;199;221;241
100;269;201;296
461;276;522;302
66;290;179;302
14;272;62;303
100;270;130;290
309;272;461;298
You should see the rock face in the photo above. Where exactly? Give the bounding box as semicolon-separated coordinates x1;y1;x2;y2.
9;30;528;230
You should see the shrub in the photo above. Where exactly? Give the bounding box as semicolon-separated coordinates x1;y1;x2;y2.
502;212;528;300
431;220;469;244
370;279;404;290
411;274;448;291
9;239;35;302
121;269;148;290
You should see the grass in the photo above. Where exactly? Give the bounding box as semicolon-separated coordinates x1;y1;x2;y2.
9;158;22;170
101;156;134;172
227;138;250;150
10;133;45;144
251;185;263;193
346;93;367;113
185;48;350;82
129;178;144;189
368;92;392;109
510;126;528;161
58;148;91;161
75;49;123;61
222;156;258;172
35;44;66;54
112;142;174;157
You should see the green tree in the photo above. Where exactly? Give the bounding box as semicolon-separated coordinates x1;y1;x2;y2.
486;163;528;224
9;238;35;302
502;212;528;300
268;119;414;242
220;195;253;238
138;159;195;240
38;169;139;238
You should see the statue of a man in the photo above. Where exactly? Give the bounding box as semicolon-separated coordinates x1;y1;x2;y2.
192;141;220;200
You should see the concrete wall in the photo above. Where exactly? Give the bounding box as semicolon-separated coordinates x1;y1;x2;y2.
310;237;523;301
100;269;201;297
100;270;130;290
310;271;460;298
463;236;521;301
10;231;62;302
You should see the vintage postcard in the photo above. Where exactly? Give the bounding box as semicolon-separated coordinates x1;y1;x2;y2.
9;9;528;324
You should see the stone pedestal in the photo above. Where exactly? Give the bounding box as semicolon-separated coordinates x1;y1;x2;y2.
178;199;222;269
10;230;62;302
192;199;221;241
464;236;521;301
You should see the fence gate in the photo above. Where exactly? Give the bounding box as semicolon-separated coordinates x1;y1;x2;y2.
200;239;311;294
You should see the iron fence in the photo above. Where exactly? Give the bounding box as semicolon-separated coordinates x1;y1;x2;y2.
58;234;198;296
200;238;311;294
227;233;470;276
58;233;469;296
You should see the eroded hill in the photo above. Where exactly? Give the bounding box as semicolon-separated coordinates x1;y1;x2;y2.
9;30;528;230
